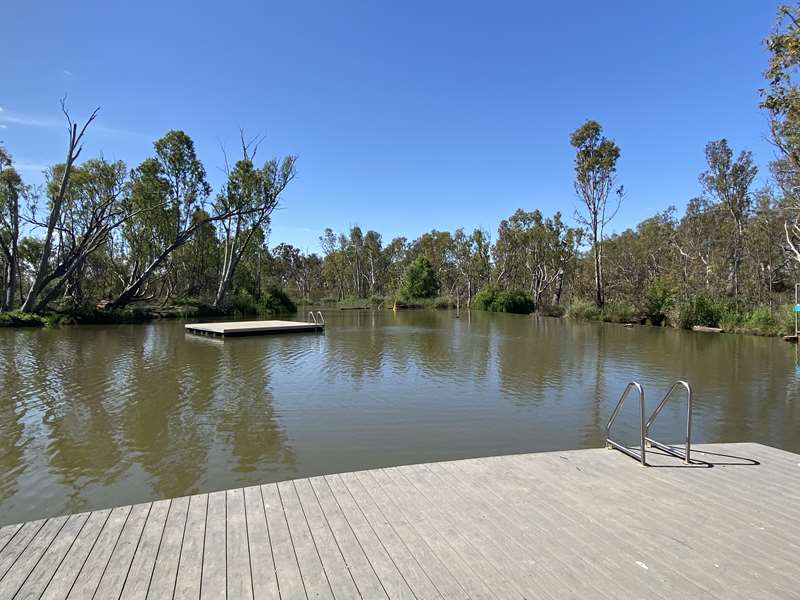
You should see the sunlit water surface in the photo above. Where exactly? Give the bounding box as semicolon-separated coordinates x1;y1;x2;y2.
0;310;797;525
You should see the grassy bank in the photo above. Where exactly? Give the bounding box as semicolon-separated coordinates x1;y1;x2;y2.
563;298;794;338
0;288;298;328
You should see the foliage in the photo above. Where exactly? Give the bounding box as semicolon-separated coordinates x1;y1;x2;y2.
472;285;534;314
642;278;675;326
672;294;727;329
537;304;566;318
0;310;46;327
472;284;499;311
567;300;602;321
400;256;439;299
599;302;636;324
720;305;794;337
229;287;296;317
259;288;297;315
570;119;622;307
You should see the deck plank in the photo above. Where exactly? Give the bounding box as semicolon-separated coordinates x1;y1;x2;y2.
3;443;800;600
339;471;442;600
308;476;388;599
261;483;306;600
353;470;467;599
40;509;111;600
93;503;152;600
173;494;208;600
226;488;254;600
119;499;171;600
292;479;361;599
0;516;68;598
0;524;22;556
277;481;333;600
12;512;91;600
325;474;415;600
243;486;279;600
0;519;46;582
146;496;190;600
200;491;227;600
64;506;132;600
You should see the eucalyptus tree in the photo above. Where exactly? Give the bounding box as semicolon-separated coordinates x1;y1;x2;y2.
762;4;800;265
20;104;99;312
570;120;622;307
0;148;26;311
699;139;757;299
28;159;131;310
213;138;296;308
110;130;212;308
494;209;581;308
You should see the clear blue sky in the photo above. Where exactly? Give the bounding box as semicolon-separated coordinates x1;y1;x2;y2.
1;1;781;253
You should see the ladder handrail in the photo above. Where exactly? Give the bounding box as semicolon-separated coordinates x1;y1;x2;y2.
645;380;692;464
308;311;317;324
316;311;325;325
606;381;646;466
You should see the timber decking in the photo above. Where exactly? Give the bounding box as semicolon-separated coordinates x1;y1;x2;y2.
0;442;798;599
184;320;323;337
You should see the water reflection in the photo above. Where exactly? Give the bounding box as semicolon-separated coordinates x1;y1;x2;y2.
0;310;797;525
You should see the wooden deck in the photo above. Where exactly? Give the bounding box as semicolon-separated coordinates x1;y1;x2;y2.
0;442;798;599
185;320;324;337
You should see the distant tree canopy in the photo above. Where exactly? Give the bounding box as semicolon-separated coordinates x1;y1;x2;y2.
400;256;439;299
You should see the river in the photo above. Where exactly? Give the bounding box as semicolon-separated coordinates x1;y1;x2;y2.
0;309;797;525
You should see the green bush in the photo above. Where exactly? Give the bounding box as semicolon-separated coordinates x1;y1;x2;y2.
400;256;439;299
673;293;726;329
259;288;297;315
472;285;499;311
642;278;674;326
538;304;566;317
434;296;455;309
721;305;793;337
567;300;602;320
471;285;534;314
779;304;796;336
0;310;47;327
600;302;636;323
492;290;535;314
229;288;296;316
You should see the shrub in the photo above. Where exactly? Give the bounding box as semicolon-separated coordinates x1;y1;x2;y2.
672;293;726;329
779;303;795;336
471;285;534;314
538;304;566;318
567;300;602;321
721;305;793;337
258;288;297;315
600;302;635;323
0;310;47;327
642;278;674;326
400;257;439;299
229;288;296;316
434;296;455;309
492;290;535;314
472;285;499;311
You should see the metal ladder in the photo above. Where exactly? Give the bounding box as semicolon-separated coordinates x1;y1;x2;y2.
308;311;325;325
606;380;693;466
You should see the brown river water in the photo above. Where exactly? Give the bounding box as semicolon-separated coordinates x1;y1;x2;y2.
0;309;797;525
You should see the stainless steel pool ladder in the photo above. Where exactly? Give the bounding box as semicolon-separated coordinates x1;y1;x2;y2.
606;382;647;465
606;380;693;466
308;311;325;325
645;381;692;464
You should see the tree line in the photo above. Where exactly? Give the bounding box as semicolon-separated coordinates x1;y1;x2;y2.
2;4;800;335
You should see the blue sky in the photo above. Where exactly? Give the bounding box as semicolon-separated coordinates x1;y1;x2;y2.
1;1;781;253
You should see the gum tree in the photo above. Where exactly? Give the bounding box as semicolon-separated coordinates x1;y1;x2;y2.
570;120;622;307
